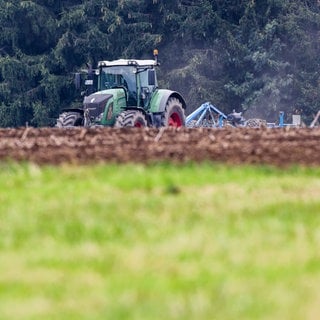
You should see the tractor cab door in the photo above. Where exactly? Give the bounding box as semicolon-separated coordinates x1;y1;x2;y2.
138;68;157;109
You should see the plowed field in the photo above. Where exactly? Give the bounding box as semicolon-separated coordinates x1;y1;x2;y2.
0;127;319;166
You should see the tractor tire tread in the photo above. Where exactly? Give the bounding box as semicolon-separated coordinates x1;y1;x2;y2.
56;112;84;127
161;97;185;127
115;110;147;127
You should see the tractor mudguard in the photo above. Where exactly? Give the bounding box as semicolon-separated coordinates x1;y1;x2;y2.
149;89;186;113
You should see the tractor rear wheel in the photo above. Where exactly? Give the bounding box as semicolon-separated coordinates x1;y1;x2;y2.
56;112;84;127
115;110;147;127
162;97;185;127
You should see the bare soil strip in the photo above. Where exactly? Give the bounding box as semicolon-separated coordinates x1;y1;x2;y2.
0;127;319;166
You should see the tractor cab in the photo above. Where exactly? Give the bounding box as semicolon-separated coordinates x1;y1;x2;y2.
96;59;158;109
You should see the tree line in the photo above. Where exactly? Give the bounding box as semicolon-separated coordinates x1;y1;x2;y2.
0;0;320;127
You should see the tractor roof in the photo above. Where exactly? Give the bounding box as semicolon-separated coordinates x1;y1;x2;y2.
98;59;157;68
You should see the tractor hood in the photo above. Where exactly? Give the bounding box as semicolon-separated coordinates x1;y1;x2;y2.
83;93;113;118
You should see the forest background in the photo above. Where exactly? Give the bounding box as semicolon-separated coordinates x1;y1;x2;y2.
0;0;320;127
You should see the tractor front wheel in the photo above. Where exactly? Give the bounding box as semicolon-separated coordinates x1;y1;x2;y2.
115;110;147;127
56;112;84;127
162;97;185;127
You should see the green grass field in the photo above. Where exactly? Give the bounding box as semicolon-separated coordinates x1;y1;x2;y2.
0;163;320;320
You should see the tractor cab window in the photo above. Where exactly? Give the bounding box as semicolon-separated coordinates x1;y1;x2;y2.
100;66;137;96
139;68;157;89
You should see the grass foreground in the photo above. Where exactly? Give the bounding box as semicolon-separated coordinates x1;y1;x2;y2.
0;162;320;320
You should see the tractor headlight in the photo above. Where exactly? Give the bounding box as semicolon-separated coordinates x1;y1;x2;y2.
96;112;104;122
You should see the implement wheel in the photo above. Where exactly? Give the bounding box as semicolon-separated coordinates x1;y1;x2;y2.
162;97;185;127
115;110;147;127
245;118;268;128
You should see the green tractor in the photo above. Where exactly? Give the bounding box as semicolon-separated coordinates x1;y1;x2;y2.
56;51;186;128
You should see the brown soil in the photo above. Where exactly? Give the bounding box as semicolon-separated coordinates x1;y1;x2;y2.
0;126;319;167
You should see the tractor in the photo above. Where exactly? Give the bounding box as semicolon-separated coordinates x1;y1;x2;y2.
56;50;186;128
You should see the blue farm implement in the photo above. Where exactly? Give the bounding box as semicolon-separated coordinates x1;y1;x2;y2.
186;102;227;128
186;103;302;129
186;103;267;128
